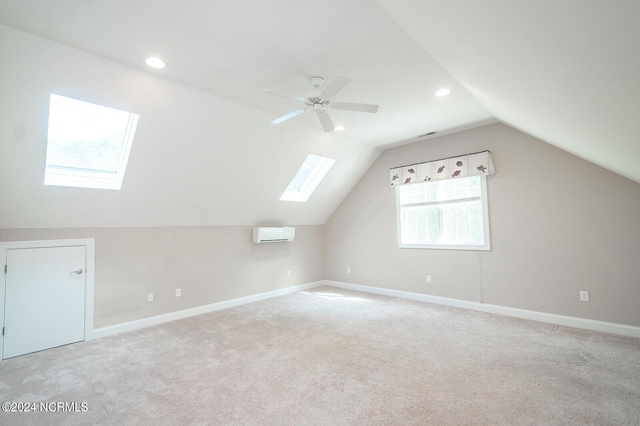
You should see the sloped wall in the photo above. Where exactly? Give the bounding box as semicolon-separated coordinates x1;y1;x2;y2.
0;24;380;229
0;225;323;328
324;123;640;327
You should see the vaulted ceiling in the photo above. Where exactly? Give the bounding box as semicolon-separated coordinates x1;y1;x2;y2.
1;0;638;228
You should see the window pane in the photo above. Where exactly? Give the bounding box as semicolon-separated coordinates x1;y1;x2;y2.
443;223;456;242
456;223;469;241
397;175;490;250
469;223;484;242
280;154;335;202
455;206;468;224
468;205;482;224
426;208;439;241
286;155;322;192
44;94;139;190
46;95;134;173
443;206;455;223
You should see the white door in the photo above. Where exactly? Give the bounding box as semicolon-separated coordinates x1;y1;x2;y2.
3;245;86;359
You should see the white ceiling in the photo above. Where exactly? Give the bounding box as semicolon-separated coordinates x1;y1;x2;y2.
377;0;640;183
0;0;494;145
0;0;638;228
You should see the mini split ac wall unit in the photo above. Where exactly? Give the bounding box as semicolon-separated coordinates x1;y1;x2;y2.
252;227;295;243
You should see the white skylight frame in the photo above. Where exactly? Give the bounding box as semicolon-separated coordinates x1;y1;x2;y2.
280;154;336;202
44;94;139;190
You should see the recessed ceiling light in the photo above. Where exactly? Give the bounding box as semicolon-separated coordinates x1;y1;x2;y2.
145;57;166;69
334;126;345;131
435;88;450;97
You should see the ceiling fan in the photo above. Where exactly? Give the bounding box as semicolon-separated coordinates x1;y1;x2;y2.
264;76;379;132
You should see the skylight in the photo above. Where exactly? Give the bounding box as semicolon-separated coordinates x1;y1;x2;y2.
44;94;139;190
280;154;335;202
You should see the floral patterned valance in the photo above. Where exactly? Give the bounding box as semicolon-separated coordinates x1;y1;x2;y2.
389;150;495;187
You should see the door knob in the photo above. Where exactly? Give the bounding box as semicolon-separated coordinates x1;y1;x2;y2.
71;268;84;275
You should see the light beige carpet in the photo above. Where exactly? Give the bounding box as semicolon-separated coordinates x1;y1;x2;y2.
1;286;639;425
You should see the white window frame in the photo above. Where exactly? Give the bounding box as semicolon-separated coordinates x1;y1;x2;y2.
396;175;491;251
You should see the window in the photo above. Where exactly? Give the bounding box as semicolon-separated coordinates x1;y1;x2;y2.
396;175;490;250
44;94;139;190
280;154;335;202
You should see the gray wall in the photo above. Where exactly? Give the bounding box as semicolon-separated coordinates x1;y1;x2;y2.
2;123;639;330
324;123;640;327
0;225;324;328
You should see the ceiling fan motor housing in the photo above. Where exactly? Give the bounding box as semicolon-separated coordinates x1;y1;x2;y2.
307;96;329;111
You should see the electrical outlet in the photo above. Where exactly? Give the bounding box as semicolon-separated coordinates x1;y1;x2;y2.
579;291;589;302
426;275;432;283
147;293;154;302
287;270;292;278
346;267;351;274
175;288;181;297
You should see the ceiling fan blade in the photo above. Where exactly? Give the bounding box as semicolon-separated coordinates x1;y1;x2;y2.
331;102;379;113
316;110;335;132
262;89;306;103
271;109;306;125
320;76;351;100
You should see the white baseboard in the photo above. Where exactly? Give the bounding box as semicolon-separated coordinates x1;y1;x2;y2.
93;281;323;339
93;279;640;340
323;280;640;339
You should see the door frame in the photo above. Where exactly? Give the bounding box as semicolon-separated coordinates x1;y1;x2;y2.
0;239;95;358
